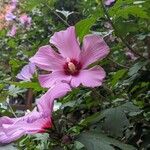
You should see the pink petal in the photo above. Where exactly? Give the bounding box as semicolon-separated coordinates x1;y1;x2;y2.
105;0;115;6
16;62;36;81
37;82;71;113
80;35;110;68
0;110;51;144
50;26;81;60
38;71;71;88
30;45;65;71
71;66;106;87
0;82;71;144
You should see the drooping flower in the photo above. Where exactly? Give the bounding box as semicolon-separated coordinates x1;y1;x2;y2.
30;26;109;88
0;82;71;144
19;14;32;27
16;63;36;81
104;0;116;6
7;25;17;37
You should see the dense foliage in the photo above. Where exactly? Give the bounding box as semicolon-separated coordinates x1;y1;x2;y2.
0;0;150;149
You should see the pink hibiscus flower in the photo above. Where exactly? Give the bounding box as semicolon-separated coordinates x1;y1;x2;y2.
19;14;31;27
30;26;109;88
0;82;71;143
16;62;36;81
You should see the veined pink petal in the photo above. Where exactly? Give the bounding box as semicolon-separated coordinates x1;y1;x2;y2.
16;62;36;81
80;35;110;68
37;82;71;113
0;111;51;144
71;66;106;87
50;26;81;60
38;71;71;88
30;45;65;71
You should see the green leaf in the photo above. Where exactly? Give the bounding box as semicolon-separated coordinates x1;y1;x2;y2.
102;107;130;137
77;132;136;150
111;69;127;87
128;61;147;76
101;102;140;137
0;144;17;150
74;141;85;150
8;85;26;97
23;0;42;11
75;17;97;42
79;112;103;126
10;82;45;92
114;6;149;19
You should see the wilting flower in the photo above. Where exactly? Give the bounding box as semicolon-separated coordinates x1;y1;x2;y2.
0;82;71;144
30;26;109;88
104;0;116;6
7;25;17;37
5;12;16;21
19;14;31;27
16;63;36;81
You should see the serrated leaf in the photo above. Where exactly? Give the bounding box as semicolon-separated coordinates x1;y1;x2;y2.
79;112;103;126
111;69;127;87
77;132;136;150
102;107;130;137
10;82;45;92
128;61;147;76
101;102;140;137
75;17;97;42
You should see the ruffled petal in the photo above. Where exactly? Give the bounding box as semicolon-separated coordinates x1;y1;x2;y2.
38;71;71;88
50;26;81;60
80;35;109;68
16;62;36;81
71;66;106;87
0;110;51;143
30;45;65;71
37;82;71;113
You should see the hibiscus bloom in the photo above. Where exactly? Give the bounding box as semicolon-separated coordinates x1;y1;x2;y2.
104;0;116;6
16;62;36;81
19;14;31;27
30;26;109;88
0;82;71;144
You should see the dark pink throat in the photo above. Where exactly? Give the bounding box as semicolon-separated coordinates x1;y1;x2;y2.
63;59;82;76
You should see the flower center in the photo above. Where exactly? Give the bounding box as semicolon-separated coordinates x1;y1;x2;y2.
64;59;82;76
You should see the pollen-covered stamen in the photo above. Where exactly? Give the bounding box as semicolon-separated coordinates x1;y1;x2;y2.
64;59;82;76
68;62;76;73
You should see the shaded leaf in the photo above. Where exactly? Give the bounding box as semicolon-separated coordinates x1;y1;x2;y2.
77;132;136;150
75;17;97;42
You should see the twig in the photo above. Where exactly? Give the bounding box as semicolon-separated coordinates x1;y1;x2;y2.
100;0;147;59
